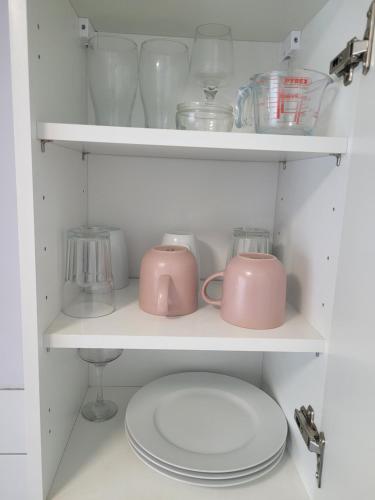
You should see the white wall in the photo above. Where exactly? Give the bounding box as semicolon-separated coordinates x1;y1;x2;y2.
0;1;27;498
0;0;23;389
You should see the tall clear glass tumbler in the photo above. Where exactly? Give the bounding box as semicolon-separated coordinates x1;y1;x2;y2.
63;227;115;318
88;34;138;126
139;39;189;129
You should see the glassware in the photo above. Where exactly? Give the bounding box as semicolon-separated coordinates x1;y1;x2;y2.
176;101;234;131
88;33;138;126
140;39;189;129
235;69;333;135
63;227;115;318
227;228;271;264
190;24;234;101
86;226;129;289
78;349;123;422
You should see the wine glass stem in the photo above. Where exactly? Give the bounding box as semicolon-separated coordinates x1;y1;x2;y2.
95;363;105;404
204;87;218;101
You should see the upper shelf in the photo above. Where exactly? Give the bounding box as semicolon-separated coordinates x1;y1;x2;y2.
45;279;325;353
37;122;347;163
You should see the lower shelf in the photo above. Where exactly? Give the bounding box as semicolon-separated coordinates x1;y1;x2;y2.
44;280;325;353
48;387;309;500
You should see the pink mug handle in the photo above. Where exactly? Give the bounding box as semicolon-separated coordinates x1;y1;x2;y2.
157;274;171;315
201;272;224;306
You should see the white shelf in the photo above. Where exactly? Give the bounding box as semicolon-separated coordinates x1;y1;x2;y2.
45;280;325;353
37;122;347;163
48;387;310;500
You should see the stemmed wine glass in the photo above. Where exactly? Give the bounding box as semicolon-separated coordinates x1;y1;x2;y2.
78;349;123;422
190;24;234;101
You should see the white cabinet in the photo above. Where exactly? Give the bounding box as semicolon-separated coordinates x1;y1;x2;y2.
6;0;375;499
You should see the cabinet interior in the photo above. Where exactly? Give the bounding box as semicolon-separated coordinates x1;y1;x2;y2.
21;0;359;498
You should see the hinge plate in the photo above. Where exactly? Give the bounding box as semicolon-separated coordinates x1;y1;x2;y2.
295;405;326;488
329;1;375;85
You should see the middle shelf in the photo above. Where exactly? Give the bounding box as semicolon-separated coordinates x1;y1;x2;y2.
45;280;325;353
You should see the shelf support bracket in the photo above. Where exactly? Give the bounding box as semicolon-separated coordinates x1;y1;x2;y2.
82;151;89;161
330;153;342;166
40;139;52;153
279;160;287;170
295;405;326;488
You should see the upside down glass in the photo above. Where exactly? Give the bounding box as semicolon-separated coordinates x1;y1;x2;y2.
88;33;138;126
63;227;115;318
140;39;189;129
78;349;123;422
227;228;271;265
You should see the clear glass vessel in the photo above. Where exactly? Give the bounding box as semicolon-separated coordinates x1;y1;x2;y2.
227;228;272;264
176;101;234;131
140;39;189;129
78;349;123;422
236;69;333;135
190;24;234;101
63;227;115;318
88;33;138;126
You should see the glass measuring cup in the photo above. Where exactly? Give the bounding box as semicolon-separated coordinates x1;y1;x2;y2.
235;69;333;135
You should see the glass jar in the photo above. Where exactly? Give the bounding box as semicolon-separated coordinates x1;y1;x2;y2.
176;101;234;132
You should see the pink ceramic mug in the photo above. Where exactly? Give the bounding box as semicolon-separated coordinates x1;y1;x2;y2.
201;253;286;329
139;245;198;317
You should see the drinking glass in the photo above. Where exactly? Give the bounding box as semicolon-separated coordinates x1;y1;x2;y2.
190;24;234;101
63;227;115;318
88;33;138;126
78;349;123;422
140;39;189;128
227;228;272;264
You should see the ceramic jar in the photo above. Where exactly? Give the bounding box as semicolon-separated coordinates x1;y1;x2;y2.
201;253;286;329
139;245;198;316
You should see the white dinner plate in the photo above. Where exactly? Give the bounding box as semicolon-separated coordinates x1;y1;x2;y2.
125;372;287;473
128;438;285;488
126;425;286;480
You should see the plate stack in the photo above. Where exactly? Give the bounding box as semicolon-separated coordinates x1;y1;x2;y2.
125;372;287;487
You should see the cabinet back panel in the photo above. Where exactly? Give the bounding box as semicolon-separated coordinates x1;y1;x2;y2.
90;350;263;388
87;155;278;278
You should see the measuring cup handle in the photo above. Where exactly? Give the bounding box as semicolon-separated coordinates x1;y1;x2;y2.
235;84;252;128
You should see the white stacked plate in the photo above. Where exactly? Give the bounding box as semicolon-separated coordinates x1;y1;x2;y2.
125;372;288;488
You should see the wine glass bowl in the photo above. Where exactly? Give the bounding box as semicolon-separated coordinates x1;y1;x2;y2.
190;24;234;101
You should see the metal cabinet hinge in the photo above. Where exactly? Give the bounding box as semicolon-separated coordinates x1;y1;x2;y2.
294;405;326;488
330;1;375;85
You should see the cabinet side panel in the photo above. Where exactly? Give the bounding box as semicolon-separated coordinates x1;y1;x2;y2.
26;0;89;497
262;0;369;496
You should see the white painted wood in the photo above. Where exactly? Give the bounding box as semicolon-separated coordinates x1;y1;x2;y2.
0;0;23;388
0;390;26;453
0;455;28;500
69;0;328;42
45;280;325;352
261;1;370;496
48;387;309;500
273;155;349;337
9;0;89;497
315;1;375;497
37;122;347;162
8;0;43;497
87;155;278;278
93;351;263;388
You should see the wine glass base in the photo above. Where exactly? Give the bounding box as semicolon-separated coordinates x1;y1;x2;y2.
81;400;118;422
